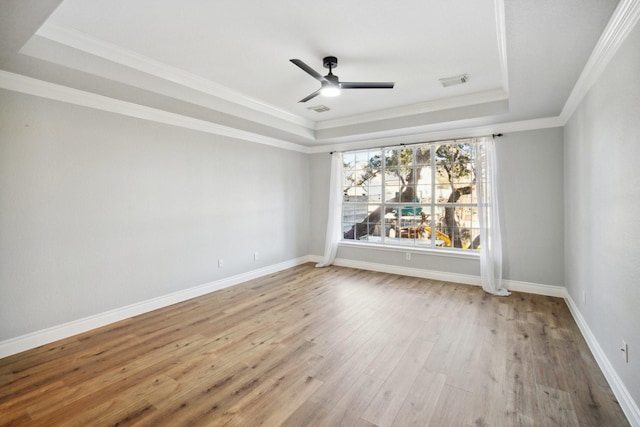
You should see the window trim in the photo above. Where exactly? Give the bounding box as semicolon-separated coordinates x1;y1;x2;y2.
339;240;480;260
341;138;483;253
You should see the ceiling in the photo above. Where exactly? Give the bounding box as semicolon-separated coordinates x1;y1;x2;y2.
0;0;624;148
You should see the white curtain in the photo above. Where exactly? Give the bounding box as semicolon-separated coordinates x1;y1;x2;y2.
478;137;510;296
316;151;343;267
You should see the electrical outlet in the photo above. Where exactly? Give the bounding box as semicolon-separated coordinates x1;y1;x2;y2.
218;258;224;268
254;252;260;261
405;252;411;261
622;341;628;363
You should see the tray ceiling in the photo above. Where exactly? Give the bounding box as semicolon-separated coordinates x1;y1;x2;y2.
0;0;625;147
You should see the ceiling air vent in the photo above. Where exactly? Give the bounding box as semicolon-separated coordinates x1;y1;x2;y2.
439;73;469;87
308;105;330;113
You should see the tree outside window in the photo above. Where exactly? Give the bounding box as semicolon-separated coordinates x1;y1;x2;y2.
342;139;482;251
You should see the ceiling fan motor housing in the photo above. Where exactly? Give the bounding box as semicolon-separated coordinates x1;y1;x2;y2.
323;56;338;69
324;73;339;85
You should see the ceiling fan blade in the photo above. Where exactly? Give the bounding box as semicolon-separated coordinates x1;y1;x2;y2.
290;59;327;82
340;82;395;89
299;89;321;103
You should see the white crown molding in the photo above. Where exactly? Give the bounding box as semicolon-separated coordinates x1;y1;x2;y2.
0;256;314;358
1;69;567;156
560;0;640;123
35;23;316;131
494;0;509;95
565;293;640;427
308;116;564;154
315;89;508;131
0;70;310;153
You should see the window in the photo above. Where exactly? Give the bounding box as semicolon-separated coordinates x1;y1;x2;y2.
342;138;485;252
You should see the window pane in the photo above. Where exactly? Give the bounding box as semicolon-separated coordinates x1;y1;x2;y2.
342;204;364;236
366;185;382;203
342;203;384;240
432;205;479;249
398;184;417;202
436;183;451;202
453;206;480;249
343;169;357;196
414;145;430;166
343;152;356;170
383;148;397;165
454;183;475;204
385;148;413;170
384;162;401;202
389;206;431;245
435;143;475;189
417;183;431;203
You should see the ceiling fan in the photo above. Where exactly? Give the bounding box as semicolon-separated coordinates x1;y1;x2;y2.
289;56;395;103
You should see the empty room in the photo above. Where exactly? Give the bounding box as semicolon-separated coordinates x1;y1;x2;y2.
1;0;639;426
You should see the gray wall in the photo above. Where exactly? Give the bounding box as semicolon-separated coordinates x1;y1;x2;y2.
564;22;640;406
0;90;309;341
498;128;564;286
309;128;565;287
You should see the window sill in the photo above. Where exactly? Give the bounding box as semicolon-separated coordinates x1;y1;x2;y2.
338;240;481;260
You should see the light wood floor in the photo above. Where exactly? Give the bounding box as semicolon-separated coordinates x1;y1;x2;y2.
0;263;629;426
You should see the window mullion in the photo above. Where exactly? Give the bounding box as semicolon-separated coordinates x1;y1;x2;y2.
381;148;386;243
430;144;436;248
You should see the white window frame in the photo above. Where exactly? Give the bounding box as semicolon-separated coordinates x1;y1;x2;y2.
341;138;483;256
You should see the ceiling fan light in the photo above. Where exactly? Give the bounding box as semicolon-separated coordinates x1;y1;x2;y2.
320;84;341;97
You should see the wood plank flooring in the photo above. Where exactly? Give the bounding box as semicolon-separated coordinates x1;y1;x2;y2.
0;263;629;426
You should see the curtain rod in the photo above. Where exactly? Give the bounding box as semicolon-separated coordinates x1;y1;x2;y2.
329;133;503;154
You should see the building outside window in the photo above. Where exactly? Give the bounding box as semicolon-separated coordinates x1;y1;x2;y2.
342;138;486;252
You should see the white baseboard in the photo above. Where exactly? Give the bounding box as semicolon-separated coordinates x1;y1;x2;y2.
315;255;565;297
332;256;481;286
564;293;640;427
0;256;312;359
502;278;566;298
